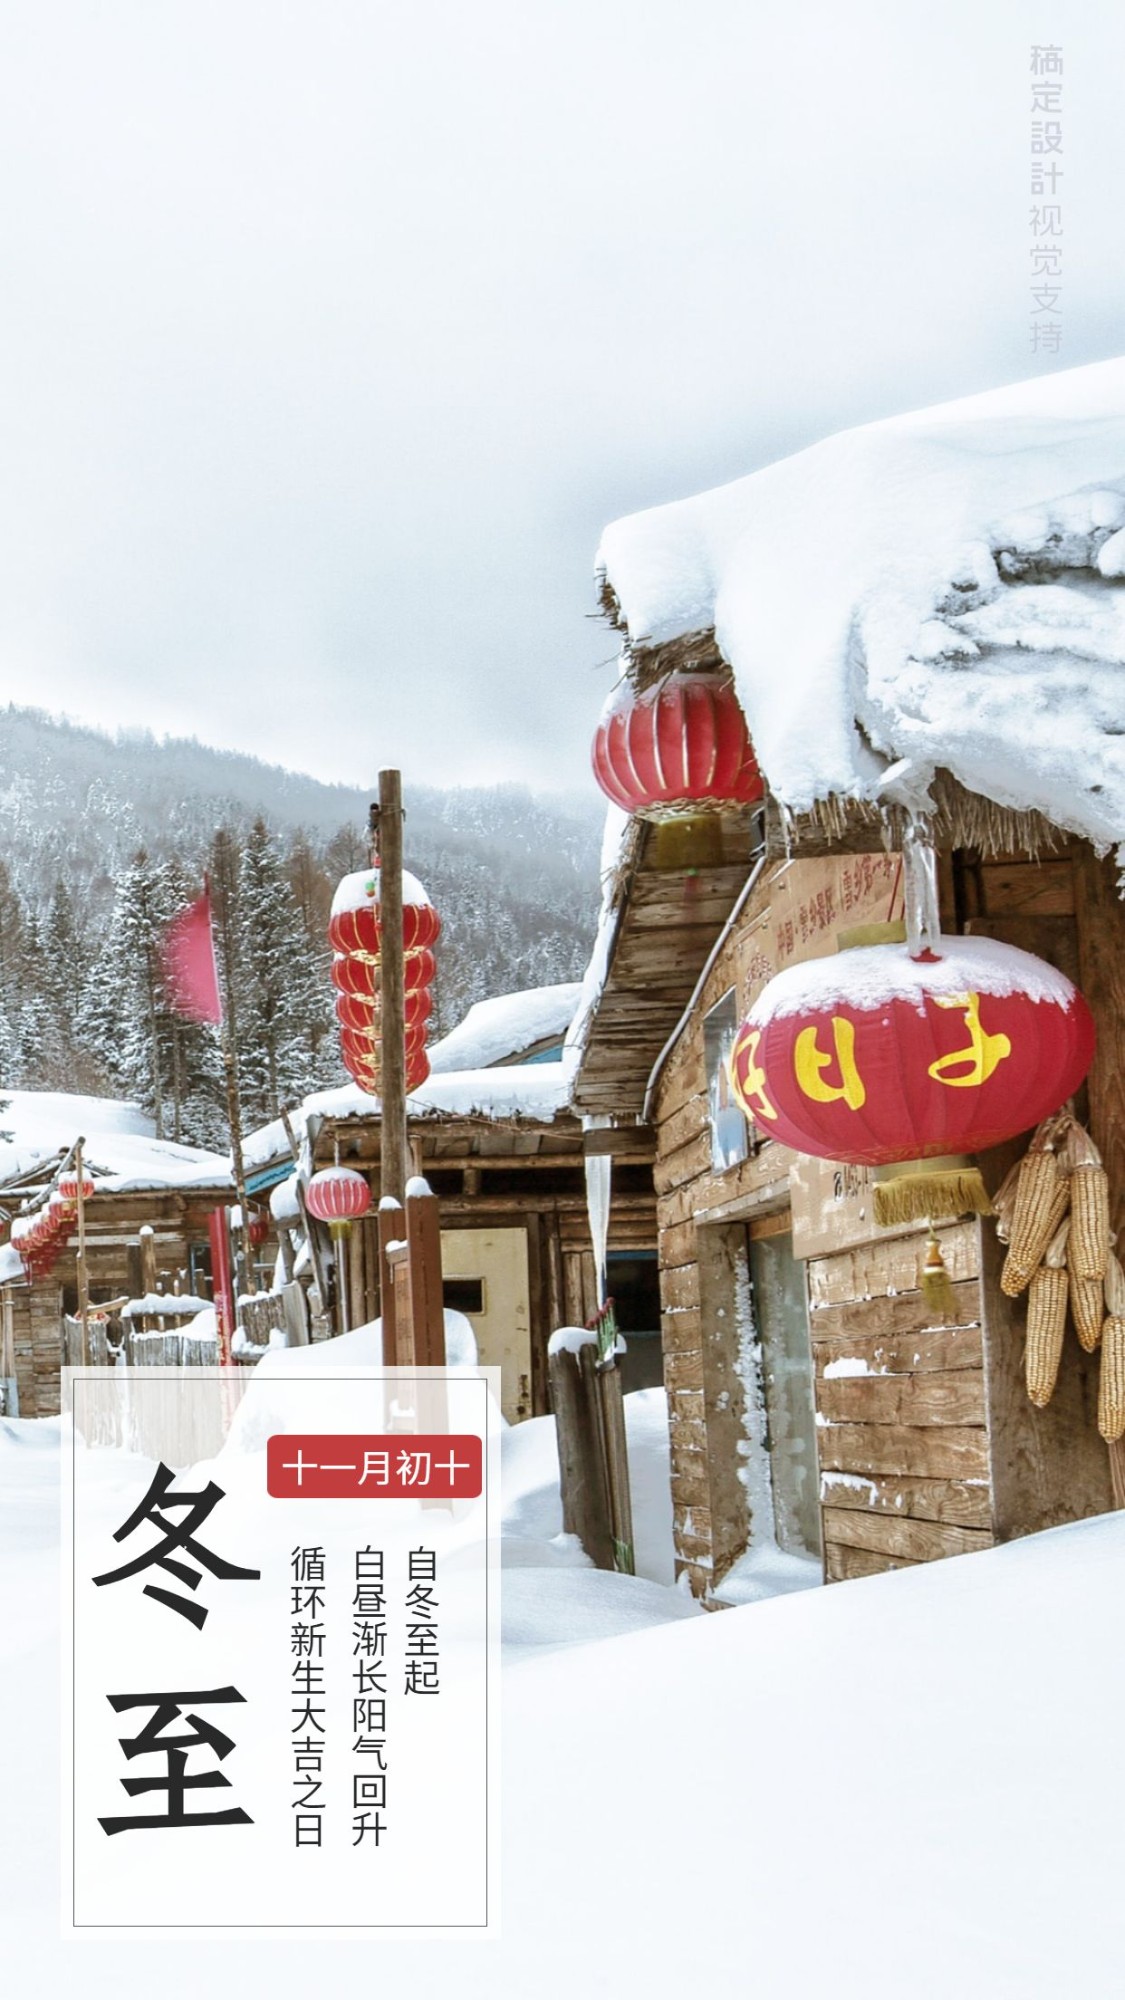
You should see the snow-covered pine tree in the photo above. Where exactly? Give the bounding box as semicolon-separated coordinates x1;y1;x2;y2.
236;818;330;1122
152;856;227;1148
92;852;171;1133
0;858;27;1075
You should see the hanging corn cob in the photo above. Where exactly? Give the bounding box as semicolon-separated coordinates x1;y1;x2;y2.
1025;1218;1070;1409
1070;1272;1106;1353
1001;1115;1071;1298
1098;1253;1125;1443
1066;1124;1111;1282
991;1156;1023;1246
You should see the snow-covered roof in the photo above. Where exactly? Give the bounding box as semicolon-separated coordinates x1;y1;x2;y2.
597;356;1125;856
243;1053;580;1174
428;982;582;1073
0;1091;232;1195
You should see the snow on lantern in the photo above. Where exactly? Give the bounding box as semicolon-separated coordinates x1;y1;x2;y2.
327;866;441;961
304;1167;372;1240
591;669;764;819
328;864;440;1098
731;934;1095;1226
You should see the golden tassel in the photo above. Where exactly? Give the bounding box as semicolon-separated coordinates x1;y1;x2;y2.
873;1162;993;1230
920;1230;957;1319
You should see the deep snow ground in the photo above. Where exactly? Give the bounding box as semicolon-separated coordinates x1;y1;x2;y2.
3;1411;1124;1995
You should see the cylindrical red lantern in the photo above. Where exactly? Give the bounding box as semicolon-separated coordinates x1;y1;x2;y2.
339;1024;427;1068
334;987;433;1034
305;1167;372;1240
328;867;441;960
730;936;1095;1167
329;860;439;1099
592;669;764;818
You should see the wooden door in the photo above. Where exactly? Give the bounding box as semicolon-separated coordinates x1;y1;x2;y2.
440;1226;533;1422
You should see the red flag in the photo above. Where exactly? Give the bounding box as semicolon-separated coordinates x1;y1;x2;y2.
162;884;223;1025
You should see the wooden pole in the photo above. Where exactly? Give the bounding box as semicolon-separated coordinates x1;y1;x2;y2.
1074;841;1125;1506
377;772;408;1209
75;1137;90;1368
378;1196;403;1364
211;835;249;1297
406;1181;445;1368
549;1343;615;1570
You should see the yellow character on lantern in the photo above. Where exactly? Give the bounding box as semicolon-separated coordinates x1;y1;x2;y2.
794;1017;866;1110
732;1030;777;1123
927;991;1011;1088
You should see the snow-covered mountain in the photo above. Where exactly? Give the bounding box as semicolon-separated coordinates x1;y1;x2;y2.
0;705;603;1140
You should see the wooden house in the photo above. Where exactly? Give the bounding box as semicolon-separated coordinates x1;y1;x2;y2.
0;1092;232;1418
572;363;1125;1598
243;983;659;1422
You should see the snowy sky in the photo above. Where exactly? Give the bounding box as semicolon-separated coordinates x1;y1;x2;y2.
1;0;1123;795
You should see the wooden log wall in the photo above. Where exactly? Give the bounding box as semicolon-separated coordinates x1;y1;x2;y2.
5;1188;227;1419
653;836;1120;1597
653;851;906;1592
8;1282;65;1418
810;1220;993;1579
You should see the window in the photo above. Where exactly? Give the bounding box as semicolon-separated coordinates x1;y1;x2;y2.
443;1277;485;1315
748;1230;822;1562
703;990;750;1171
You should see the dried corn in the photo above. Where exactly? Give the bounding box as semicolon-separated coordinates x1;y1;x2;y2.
991;1157;1023;1246
1026;1219;1069;1408
1070;1168;1110;1282
1002;1171;1069;1297
1097;1255;1125;1442
1070;1273;1105;1353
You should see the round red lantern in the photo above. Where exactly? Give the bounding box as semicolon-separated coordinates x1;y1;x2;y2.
592;669;764;818
339;1025;428;1070
58;1169;95;1203
305;1167;372;1239
334;987;433;1034
328;867;441;960
731;936;1095;1169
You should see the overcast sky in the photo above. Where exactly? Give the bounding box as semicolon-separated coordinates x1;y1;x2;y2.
0;0;1122;797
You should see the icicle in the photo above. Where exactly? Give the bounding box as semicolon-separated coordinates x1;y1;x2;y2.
582;1119;612;1309
902;821;941;959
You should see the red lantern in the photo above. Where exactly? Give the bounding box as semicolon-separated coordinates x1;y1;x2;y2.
247;1212;269;1249
731;936;1095;1168
339;1024;427;1067
329;860;439;1097
305;1167;372;1239
334;987;433;1033
327;866;441;960
59;1169;95;1203
330;949;437;997
592;670;764;818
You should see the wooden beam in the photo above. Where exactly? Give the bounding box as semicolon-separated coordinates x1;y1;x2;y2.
1073;841;1125;1507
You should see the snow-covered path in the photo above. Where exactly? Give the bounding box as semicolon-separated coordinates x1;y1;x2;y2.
3;1417;1124;1996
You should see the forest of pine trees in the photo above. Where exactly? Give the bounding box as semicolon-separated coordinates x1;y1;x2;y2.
0;706;602;1143
0;809;596;1148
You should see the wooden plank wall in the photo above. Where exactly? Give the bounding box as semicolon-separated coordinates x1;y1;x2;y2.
653;850;905;1593
653;836;1121;1598
9;1283;66;1418
809;1220;994;1580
